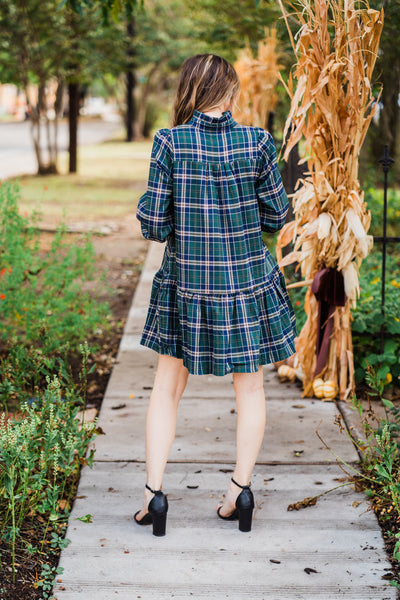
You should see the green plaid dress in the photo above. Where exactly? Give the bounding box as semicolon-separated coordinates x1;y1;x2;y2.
136;110;297;376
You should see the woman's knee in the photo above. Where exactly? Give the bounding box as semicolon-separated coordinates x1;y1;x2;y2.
232;366;264;395
152;354;189;397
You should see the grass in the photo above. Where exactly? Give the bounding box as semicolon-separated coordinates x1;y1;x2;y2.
11;139;153;222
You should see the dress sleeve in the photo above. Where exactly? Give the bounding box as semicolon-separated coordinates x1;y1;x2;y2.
136;129;174;243
255;131;289;233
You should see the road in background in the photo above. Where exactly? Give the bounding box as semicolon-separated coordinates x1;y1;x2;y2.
0;119;122;180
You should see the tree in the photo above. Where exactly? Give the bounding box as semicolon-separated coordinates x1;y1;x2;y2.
63;0;138;23
0;1;69;173
187;0;281;62
0;0;128;174
133;0;207;135
368;0;400;165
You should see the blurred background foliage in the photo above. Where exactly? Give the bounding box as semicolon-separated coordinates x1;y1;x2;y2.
0;0;398;183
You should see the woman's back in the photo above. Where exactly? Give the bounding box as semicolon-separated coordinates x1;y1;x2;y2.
138;109;289;295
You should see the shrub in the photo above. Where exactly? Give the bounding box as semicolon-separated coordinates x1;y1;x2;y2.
364;186;400;238
0;372;102;585
0;180;110;354
352;246;400;386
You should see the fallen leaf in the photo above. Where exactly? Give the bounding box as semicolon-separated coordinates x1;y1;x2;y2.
74;514;93;523
204;427;212;432
93;426;106;435
287;496;318;511
352;500;362;508
292;404;305;408
269;559;281;564
304;567;318;574
111;403;126;410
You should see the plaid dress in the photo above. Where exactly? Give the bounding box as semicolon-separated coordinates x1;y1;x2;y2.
136;109;297;376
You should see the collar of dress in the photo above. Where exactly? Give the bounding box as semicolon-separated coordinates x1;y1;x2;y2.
189;109;236;130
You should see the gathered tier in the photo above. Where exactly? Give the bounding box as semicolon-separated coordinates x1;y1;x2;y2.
140;265;297;377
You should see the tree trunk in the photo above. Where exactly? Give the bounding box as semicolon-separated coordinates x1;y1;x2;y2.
126;16;136;142
136;65;159;137
54;79;65;166
69;82;80;173
26;83;58;175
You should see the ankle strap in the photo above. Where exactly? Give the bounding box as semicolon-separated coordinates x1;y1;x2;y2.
231;477;251;489
145;483;161;494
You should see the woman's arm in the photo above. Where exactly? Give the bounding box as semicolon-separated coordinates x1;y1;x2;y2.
255;132;289;233
136;129;174;243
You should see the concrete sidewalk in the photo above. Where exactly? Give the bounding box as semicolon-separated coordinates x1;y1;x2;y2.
54;242;396;600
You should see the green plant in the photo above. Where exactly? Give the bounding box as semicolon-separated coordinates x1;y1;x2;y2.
0;180;111;354
364;186;400;239
346;364;400;590
50;531;71;551
35;563;64;599
352;245;400;385
0;374;102;580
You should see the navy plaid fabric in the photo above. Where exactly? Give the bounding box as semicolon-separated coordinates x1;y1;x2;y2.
136;110;297;375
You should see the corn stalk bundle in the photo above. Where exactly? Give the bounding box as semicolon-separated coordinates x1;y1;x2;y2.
276;0;384;400
234;28;282;128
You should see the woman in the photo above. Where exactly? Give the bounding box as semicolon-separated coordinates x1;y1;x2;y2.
134;54;296;536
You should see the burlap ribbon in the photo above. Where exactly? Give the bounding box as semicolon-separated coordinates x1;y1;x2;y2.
311;267;346;377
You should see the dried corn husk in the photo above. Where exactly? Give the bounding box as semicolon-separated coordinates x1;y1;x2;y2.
234;28;282;128
277;0;384;400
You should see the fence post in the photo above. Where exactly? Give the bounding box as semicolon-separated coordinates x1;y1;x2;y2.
377;144;394;354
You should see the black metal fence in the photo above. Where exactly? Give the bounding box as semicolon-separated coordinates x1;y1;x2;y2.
375;145;399;353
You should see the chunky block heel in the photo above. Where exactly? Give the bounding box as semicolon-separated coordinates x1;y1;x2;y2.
217;477;254;532
151;513;167;537
134;484;168;537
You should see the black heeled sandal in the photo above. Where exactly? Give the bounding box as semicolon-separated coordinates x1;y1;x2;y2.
217;477;254;532
134;484;168;537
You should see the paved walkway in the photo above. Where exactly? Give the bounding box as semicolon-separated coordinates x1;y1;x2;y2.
54;242;396;600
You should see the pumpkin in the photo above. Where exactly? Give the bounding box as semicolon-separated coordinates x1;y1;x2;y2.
277;365;296;382
322;380;338;399
312;378;325;398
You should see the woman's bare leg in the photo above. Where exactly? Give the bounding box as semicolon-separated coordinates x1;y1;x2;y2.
136;354;189;519
217;366;266;516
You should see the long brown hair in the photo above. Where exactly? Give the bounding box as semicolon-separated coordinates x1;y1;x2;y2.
171;54;240;127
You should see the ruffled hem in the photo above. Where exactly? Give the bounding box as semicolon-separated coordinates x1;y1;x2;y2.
140;266;297;377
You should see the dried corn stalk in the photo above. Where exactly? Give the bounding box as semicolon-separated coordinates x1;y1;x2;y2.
234;28;282;128
276;0;384;400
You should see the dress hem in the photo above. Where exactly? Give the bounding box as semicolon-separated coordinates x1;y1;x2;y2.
139;337;296;377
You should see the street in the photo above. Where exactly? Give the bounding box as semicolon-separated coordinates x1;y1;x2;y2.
0;118;122;179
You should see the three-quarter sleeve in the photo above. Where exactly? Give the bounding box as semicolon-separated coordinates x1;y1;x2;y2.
255;131;289;233
136;129;174;243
